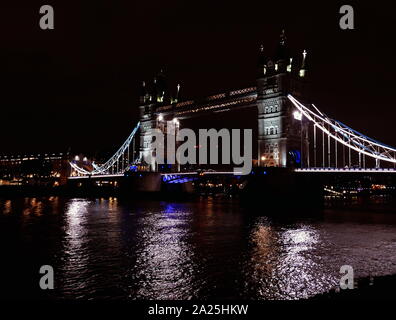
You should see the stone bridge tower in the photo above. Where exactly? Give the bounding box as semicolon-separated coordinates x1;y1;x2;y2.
256;31;310;168
138;70;178;171
138;70;168;171
138;79;157;171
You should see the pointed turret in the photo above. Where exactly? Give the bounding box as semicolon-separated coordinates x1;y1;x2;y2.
139;81;147;104
275;29;289;72
170;83;181;104
287;57;293;73
154;69;167;103
149;77;157;102
299;49;308;78
257;44;267;77
175;83;181;102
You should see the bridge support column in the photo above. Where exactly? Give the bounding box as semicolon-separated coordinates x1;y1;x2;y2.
256;81;309;168
313;124;317;167
359;152;361;168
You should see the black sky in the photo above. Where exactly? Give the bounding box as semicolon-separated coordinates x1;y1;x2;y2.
0;0;395;156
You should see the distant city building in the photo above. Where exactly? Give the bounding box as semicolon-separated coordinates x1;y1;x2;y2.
0;152;71;186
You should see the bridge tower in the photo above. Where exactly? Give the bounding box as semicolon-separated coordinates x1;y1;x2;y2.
257;31;310;168
138;80;155;171
138;71;169;171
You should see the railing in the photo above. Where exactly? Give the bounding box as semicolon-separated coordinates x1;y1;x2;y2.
295;167;396;173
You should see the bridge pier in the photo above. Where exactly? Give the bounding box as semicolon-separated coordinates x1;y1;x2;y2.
240;167;323;211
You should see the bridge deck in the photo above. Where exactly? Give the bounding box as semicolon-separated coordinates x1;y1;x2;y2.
295;168;396;173
67;168;396;180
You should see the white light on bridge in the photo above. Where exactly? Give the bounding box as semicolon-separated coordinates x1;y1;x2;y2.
261;156;266;161
293;110;302;121
158;114;163;121
74;155;80;161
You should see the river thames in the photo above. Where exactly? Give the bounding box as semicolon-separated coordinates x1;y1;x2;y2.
1;196;396;300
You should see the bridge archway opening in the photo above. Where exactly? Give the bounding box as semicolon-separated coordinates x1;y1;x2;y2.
176;106;258;172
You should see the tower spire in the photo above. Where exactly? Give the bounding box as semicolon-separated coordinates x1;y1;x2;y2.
279;29;286;46
257;44;267;76
154;69;167;103
275;29;289;71
176;83;181;100
171;83;181;104
139;81;147;104
299;49;308;78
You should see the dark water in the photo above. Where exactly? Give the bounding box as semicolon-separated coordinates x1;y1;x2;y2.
1;196;396;300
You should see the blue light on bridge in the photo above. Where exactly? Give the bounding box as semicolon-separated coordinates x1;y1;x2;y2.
163;174;197;184
289;150;301;164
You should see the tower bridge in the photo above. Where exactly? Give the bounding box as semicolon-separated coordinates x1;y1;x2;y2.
69;31;396;182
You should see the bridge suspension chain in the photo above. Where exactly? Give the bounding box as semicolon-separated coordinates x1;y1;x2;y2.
288;95;396;166
69;122;140;176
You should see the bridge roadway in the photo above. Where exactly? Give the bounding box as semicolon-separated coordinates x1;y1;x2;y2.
67;167;396;181
68;171;243;181
295;168;396;173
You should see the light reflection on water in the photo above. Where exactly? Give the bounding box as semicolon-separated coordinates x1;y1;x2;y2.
60;199;91;297
243;221;336;299
1;197;396;300
128;203;198;299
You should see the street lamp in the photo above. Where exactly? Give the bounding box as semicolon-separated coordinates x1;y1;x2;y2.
293;110;302;121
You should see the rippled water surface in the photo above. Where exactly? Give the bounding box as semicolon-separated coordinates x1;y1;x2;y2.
1;196;396;300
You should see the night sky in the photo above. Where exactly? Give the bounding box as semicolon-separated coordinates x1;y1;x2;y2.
1;1;395;157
